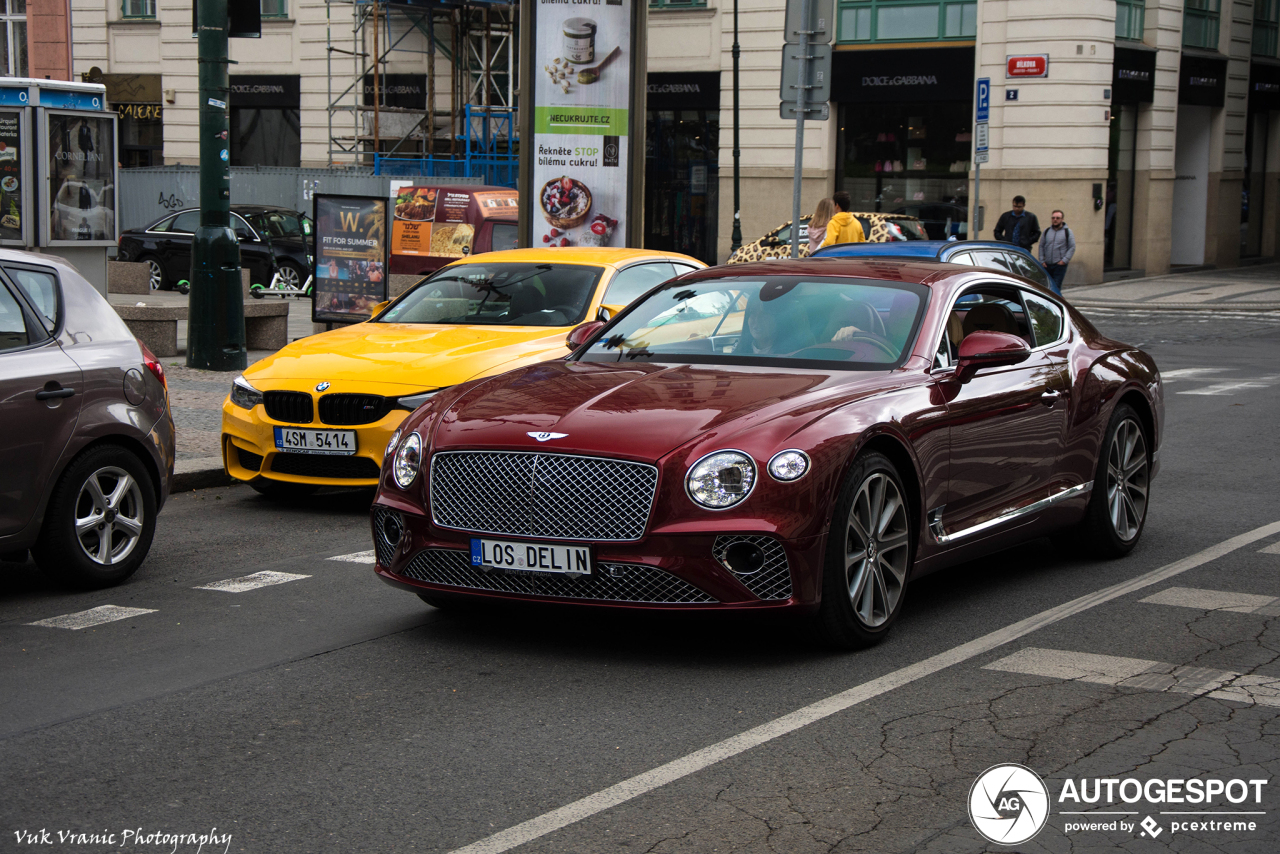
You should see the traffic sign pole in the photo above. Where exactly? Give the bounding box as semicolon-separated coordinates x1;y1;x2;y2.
789;0;810;259
973;78;990;239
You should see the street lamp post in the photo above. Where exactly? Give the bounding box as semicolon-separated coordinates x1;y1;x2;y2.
729;0;742;258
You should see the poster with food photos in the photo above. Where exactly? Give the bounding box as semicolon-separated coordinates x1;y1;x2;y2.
0;110;25;244
312;195;388;324
530;0;630;249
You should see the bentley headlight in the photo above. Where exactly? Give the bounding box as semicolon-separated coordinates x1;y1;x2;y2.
384;426;403;460
686;451;756;510
768;450;810;482
230;375;263;410
393;432;422;489
396;389;442;411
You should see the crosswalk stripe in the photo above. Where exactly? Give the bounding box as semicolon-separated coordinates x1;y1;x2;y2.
1159;368;1229;381
327;550;375;564
28;605;157;630
1260;541;1280;555
1139;586;1280;615
984;647;1280;708
195;571;310;592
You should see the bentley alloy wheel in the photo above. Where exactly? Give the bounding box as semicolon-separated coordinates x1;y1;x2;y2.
845;470;910;628
816;451;914;648
1106;415;1149;543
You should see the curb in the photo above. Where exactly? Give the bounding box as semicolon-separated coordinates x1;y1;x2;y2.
1068;300;1280;312
172;457;235;493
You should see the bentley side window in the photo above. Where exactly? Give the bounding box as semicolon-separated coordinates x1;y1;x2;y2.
1022;290;1065;348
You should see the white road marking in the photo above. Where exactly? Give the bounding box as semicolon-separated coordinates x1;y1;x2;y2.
445;519;1280;854
328;550;375;564
1139;586;1279;614
195;571;310;592
28;605;157;630
1159;368;1229;382
1260;541;1280;555
984;647;1280;708
1178;378;1277;396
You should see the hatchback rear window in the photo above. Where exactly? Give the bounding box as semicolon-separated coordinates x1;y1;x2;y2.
5;267;59;332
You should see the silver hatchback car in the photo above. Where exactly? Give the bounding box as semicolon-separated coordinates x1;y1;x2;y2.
0;250;175;587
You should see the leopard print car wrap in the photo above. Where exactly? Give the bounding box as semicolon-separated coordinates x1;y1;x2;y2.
727;214;922;264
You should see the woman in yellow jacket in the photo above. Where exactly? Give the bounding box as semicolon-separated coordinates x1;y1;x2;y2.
820;190;866;248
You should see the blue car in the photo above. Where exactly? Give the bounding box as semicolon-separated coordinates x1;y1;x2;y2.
810;240;1057;294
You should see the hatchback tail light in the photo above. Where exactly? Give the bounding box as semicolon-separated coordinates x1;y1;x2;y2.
138;339;167;390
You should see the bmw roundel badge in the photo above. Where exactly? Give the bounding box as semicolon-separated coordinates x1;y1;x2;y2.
316;381;330;392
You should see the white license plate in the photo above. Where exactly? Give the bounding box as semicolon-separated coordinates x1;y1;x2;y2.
470;538;592;577
273;427;357;456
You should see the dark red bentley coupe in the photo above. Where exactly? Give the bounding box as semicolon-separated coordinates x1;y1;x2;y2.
371;258;1162;647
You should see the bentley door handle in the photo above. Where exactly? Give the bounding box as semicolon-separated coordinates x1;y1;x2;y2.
1040;389;1063;405
35;387;76;400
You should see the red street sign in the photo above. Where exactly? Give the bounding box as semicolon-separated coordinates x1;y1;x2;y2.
1006;55;1049;78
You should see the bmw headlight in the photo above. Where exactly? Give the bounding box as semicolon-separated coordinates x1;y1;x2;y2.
685;451;756;510
230;375;263;410
768;450;810;482
385;426;403;460
393;432;422;489
395;389;443;411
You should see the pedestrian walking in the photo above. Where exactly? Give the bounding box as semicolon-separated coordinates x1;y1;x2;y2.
819;190;866;248
1039;209;1074;295
806;198;836;255
992;195;1041;250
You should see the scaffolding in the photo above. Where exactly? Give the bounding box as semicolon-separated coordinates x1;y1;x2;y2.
326;0;518;184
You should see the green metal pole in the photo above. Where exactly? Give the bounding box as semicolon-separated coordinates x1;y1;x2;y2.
187;0;246;371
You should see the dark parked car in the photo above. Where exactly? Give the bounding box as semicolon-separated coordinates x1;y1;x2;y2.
0;251;175;587
812;239;1056;291
117;205;313;293
371;257;1162;648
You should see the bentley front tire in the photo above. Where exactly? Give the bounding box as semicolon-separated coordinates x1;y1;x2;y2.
814;451;914;649
1079;403;1150;558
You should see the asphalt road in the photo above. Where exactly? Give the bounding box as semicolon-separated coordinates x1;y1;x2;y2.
2;308;1279;854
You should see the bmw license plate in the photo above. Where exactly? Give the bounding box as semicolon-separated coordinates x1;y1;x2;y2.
273;427;356;456
471;538;592;577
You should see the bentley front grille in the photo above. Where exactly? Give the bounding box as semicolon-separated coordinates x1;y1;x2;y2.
430;451;658;541
400;548;717;604
263;390;313;424
713;535;793;601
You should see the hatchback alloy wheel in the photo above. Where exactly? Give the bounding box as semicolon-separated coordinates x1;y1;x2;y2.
845;471;910;628
74;466;146;566
1106;416;1149;542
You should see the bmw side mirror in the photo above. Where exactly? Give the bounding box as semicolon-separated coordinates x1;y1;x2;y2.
566;320;606;350
955;331;1031;381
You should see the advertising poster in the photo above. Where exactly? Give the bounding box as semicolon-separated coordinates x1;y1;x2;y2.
0;109;23;244
312;195;388;324
391;184;437;256
45;111;117;244
433;189;476;257
531;0;630;248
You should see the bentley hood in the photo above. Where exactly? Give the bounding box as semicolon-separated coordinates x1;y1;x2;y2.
431;360;896;462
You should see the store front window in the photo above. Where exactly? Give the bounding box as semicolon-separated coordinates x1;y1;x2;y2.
644;73;720;265
835;101;971;239
1106;105;1137;269
117;103;163;167
229;75;301;168
831;47;974;239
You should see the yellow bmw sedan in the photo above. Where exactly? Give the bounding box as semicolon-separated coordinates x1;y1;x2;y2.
221;247;704;495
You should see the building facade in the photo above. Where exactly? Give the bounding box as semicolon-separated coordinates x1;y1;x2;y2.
32;2;1280;278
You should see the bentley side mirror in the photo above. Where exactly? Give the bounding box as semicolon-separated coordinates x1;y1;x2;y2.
955;331;1031;380
566;320;606;349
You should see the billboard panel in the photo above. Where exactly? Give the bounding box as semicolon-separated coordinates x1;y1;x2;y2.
312;194;388;324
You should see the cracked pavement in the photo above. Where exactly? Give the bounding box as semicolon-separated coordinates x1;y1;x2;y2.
1;307;1278;852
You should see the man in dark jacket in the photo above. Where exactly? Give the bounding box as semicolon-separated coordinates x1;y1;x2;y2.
992;195;1041;250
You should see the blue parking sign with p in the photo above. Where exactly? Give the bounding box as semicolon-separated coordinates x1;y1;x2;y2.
976;78;990;123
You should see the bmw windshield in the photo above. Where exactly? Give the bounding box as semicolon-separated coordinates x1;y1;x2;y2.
379;262;605;327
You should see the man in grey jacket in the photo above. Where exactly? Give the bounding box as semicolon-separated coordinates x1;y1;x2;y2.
1039;210;1075;295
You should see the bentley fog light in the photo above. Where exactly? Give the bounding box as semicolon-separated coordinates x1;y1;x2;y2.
768;450;810;482
393;432;422;489
230;375;263;410
686;451;756;510
385;427;403;460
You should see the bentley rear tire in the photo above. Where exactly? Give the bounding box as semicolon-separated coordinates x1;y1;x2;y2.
813;451;914;649
1078;403;1150;558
